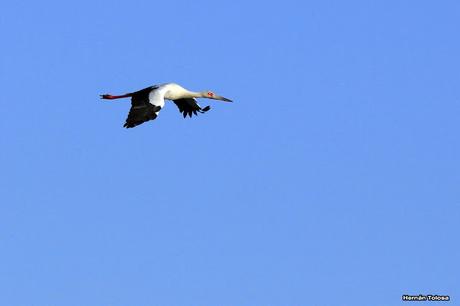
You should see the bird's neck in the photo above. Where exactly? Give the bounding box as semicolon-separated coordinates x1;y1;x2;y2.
188;91;206;98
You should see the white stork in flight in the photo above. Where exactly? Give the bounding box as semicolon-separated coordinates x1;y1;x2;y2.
101;83;232;128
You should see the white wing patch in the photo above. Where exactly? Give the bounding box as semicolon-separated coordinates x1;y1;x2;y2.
149;88;166;112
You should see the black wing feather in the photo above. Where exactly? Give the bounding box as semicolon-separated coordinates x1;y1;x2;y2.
173;98;211;119
123;86;161;128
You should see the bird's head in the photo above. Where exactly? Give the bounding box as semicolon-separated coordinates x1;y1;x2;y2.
202;90;233;102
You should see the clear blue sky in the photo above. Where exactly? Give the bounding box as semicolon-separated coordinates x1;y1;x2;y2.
1;0;459;305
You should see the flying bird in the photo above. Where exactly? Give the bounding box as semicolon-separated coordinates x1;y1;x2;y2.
101;83;233;128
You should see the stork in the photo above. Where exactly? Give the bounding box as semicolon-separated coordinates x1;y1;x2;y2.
101;83;233;128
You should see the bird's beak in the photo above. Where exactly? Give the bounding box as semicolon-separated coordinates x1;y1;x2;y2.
215;95;233;102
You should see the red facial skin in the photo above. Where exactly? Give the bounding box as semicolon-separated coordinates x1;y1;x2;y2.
207;92;214;97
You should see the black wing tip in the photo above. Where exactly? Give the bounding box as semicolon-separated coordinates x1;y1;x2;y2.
202;106;211;112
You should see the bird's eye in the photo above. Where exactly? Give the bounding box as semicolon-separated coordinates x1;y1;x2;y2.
207;92;214;97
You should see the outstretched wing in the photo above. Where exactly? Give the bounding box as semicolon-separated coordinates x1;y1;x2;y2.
173;98;211;118
124;86;163;128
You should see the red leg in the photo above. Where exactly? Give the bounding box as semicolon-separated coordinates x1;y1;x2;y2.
100;94;131;99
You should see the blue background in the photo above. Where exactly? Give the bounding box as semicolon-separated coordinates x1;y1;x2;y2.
1;0;459;305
